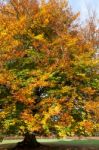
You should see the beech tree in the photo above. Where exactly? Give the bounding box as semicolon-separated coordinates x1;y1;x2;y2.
0;0;99;148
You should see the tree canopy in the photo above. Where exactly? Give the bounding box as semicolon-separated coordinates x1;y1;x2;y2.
0;0;99;138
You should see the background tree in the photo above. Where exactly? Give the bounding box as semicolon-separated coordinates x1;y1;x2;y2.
80;10;99;49
0;0;99;148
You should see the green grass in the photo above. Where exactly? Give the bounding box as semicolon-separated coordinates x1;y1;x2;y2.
55;140;99;146
0;139;99;150
0;139;99;146
0;139;22;145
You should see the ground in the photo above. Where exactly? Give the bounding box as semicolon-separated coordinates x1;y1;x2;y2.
0;138;99;150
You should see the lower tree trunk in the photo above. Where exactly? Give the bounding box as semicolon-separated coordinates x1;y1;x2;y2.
12;133;41;150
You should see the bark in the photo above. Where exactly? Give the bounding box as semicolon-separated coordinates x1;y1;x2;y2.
12;133;41;150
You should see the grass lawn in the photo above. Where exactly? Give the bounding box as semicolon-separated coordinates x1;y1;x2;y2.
0;139;99;150
37;139;99;147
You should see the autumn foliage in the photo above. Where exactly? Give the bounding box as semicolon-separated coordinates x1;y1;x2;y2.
0;0;99;138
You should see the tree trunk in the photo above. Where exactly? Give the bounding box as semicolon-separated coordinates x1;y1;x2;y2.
12;133;41;150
